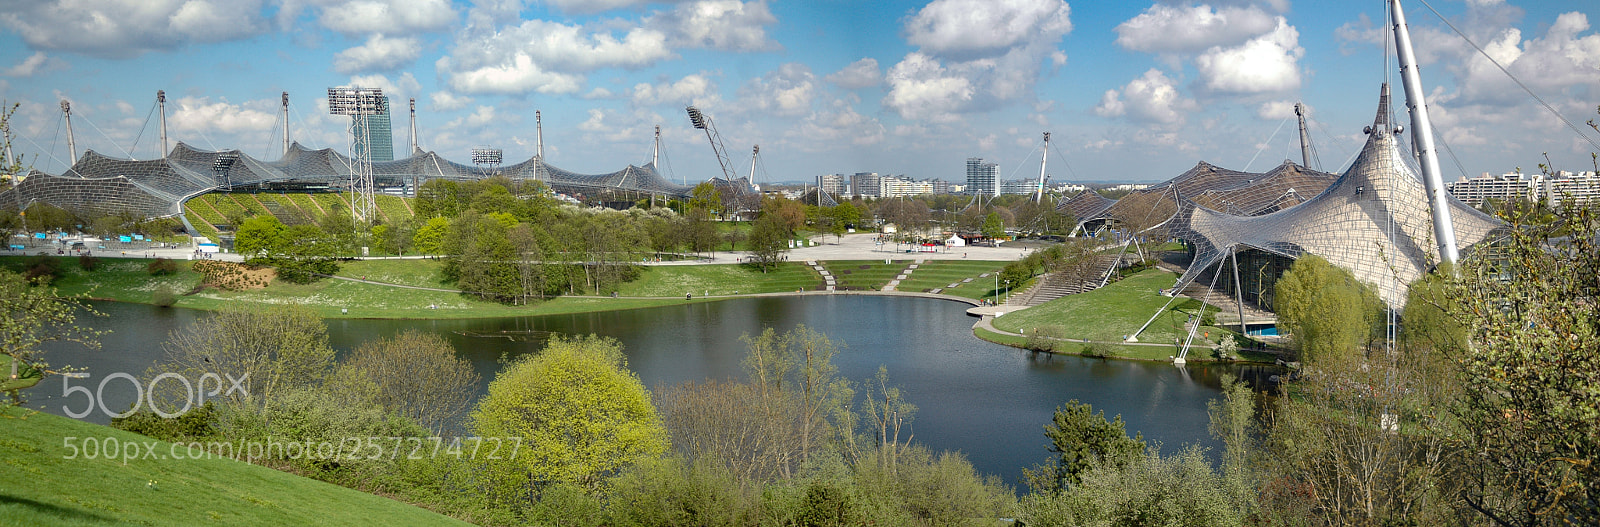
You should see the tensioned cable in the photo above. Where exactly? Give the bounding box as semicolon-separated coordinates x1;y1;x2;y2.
1415;0;1600;152
17;132;70;176
79;113;136;160
1243;116;1292;172
127;102;156;159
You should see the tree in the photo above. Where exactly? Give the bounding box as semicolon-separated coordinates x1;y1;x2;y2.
1021;446;1252;527
1273;254;1384;364
234;214;289;257
1438;206;1600;526
327;330;479;433
412;216;450;255
152;304;335;408
471;335;667;498
746;212;790;272
1;270;101;408
689;181;722;218
981;211;1006;239
1024;400;1146;494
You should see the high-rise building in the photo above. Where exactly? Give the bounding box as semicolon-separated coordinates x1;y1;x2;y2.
1448;171;1600;208
817;173;849;197
966;158;998;197
352;97;394;162
852;172;882;198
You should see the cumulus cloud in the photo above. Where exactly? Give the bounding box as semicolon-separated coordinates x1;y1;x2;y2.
170;96;277;134
738;63;816;117
787;102;885;150
883;53;975;122
310;0;456;35
1115;4;1277;54
429;91;474;111
826;58;882;89
333;34;421;73
1095;68;1197;125
446;105;496;129
884;0;1073;120
631;74;718;107
0;0;270;58
648;0;778;51
1256;99;1300;120
347;72;422;103
904;0;1072;60
1194;18;1303;95
438;19;671;95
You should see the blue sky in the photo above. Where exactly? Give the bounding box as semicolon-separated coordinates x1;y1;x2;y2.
1;0;1596;185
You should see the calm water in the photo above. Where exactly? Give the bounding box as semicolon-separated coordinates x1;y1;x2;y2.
34;297;1274;487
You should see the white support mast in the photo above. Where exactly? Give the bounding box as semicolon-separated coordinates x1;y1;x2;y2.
652;124;660;167
1034;132;1050;203
535;110;544;159
1389;0;1459;264
281;92;291;157
157;90;168;158
749;145;759;184
408;97;418;155
1295;102;1312;168
61;100;76;166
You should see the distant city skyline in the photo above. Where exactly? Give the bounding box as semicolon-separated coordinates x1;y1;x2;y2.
1;1;1596;185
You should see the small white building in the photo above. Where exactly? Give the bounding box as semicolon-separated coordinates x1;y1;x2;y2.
945;234;966;247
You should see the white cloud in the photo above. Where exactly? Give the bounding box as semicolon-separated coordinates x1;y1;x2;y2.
170;96;277;134
4;52;50;77
904;0;1072;60
882;53;974;122
787;102;885;150
1115;4;1277;54
438;18;672;95
446;105;496;129
312;0;455;35
333;34;421;73
826;58;882;89
739;63;816;117
648;0;778;52
1449;12;1600;105
540;0;657;15
1095;68;1196;125
1256;99;1299;120
347;72;422;103
0;0;269;58
632;74;718;107
438;54;584;95
1194;18;1303;95
429;91;473;111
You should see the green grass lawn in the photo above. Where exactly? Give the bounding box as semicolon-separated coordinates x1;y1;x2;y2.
616;262;822;296
991;268;1235;350
0;407;470;526
819;260;917;291
892;260;1008;300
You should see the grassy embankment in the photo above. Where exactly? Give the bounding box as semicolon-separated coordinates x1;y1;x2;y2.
983;268;1275;362
0;407;469;526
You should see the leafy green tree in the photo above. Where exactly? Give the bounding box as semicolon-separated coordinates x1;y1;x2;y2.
412;216;450;255
981;211;1006;239
1021;446;1251;527
1273;254;1384;364
1;269;101;407
471;335;667;497
1439;207;1600;526
1024;400;1146;493
234;214;290;257
746;211;790;272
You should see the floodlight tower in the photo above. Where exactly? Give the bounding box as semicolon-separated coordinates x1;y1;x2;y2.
685;106;736;182
471;147;503;178
1034;132;1050;203
327;86;384;224
157;90;169;159
61;100;76;166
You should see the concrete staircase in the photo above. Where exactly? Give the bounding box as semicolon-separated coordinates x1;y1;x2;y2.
1009;255;1123;306
262;199;308;226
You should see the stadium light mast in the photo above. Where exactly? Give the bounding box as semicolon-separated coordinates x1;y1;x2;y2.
1035;132;1050;203
157;90;168;159
685;106;736;182
408;97;418;155
281;92;291;157
1389;0;1459;265
61;100;76;166
327;86;383;225
471;147;502;178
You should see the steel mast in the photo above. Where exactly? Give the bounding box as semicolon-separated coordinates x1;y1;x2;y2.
1389;0;1459;264
157;90;168;158
1034;132;1050;203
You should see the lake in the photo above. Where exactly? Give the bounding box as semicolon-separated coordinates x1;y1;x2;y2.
32;295;1275;488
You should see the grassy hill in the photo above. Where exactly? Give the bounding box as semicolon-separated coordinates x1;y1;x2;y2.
0;407;470;526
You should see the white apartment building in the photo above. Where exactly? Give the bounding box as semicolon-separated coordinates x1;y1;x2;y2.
1448;171;1600;208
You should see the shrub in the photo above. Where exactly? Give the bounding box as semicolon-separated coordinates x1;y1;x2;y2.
78;253;99;271
21;254;62;283
148;257;179;276
152;285;177;307
1025;325;1066;353
1081;343;1111;359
